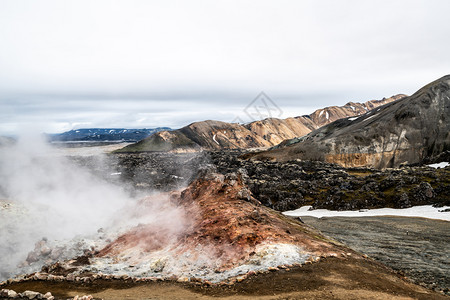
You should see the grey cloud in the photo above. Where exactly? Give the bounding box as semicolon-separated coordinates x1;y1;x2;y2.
0;0;449;134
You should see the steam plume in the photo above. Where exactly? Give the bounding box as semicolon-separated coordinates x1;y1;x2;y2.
0;133;189;280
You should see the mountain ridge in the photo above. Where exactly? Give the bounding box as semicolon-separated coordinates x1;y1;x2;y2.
117;95;405;153
247;75;450;169
48;127;170;143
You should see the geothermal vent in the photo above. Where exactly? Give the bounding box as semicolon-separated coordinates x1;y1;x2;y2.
40;171;356;283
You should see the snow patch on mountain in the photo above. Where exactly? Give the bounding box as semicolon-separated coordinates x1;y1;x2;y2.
427;162;449;169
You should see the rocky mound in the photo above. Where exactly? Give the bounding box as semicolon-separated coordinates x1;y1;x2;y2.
248;75;450;169
91;171;356;282
70;151;450;211
21;171;355;285
210;150;450;211
116;95;403;153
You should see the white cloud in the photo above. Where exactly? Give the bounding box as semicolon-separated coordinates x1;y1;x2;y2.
0;0;449;134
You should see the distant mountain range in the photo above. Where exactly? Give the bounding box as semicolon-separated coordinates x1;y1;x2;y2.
48;128;171;142
247;75;450;168
116;95;405;153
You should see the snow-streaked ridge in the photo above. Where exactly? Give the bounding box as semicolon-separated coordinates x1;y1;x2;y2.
212;134;219;145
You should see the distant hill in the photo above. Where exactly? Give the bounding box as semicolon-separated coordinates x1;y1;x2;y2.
117;95;405;153
48;128;171;143
247;75;450;169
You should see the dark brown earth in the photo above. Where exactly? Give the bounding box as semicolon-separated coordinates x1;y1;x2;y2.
2;257;446;299
301;216;450;294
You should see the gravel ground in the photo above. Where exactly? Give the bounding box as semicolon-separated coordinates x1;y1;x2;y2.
301;216;450;294
2;257;446;300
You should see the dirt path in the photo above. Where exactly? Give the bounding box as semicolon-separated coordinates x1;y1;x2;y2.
3;257;446;299
301;216;450;294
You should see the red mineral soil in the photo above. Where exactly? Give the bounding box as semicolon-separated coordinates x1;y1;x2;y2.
95;171;354;281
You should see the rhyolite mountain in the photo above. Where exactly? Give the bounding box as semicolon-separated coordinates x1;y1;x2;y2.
48;128;170;142
116;95;404;153
247;75;450;169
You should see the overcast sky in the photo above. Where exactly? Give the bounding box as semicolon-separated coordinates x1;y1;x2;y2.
1;0;449;134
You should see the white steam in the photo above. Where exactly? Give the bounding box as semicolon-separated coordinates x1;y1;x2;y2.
0;133;187;280
0;134;311;283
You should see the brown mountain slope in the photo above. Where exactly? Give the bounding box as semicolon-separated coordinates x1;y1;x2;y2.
117;95;405;152
247;75;450;169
